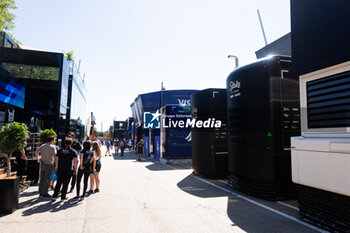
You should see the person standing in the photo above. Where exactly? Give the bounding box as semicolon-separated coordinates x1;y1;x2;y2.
136;139;144;161
35;136;57;197
90;141;102;193
68;132;82;193
128;139;132;151
52;138;78;201
110;138;114;156
76;140;94;198
15;148;27;182
110;138;114;151
114;138;119;156
90;143;102;193
120;138;126;157
50;145;59;190
105;139;111;156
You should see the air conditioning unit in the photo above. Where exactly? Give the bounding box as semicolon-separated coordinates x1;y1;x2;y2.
299;61;350;137
292;61;350;192
291;61;350;231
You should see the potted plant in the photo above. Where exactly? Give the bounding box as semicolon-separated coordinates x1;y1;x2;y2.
39;129;57;144
0;122;28;214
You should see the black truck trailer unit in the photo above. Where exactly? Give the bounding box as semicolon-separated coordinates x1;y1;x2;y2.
291;0;350;231
191;88;228;178
226;56;300;200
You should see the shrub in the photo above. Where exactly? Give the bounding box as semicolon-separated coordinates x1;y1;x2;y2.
39;129;57;144
0;122;28;177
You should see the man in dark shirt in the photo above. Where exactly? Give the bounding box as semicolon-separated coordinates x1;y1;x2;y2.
120;138;126;156
67;132;82;193
52;137;78;201
136;139;144;161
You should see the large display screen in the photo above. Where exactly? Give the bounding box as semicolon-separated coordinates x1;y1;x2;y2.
0;79;25;108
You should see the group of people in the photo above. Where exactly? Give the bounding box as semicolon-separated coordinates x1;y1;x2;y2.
34;133;145;200
99;137;144;162
105;138;131;157
35;132;102;201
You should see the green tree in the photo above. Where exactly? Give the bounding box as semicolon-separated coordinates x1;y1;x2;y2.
65;49;74;61
0;122;28;177
97;131;109;138
0;0;17;32
39;129;57;144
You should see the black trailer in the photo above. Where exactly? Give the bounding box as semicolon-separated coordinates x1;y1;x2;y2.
291;0;350;76
226;56;300;200
291;0;350;231
113;120;126;139
0;47;70;140
191;88;228;178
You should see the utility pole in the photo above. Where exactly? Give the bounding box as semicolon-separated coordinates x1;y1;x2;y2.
257;9;268;46
101;121;103;133
78;60;81;73
160;82;164;108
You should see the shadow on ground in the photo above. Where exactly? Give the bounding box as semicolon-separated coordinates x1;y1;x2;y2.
145;163;174;171
177;175;228;198
112;150;138;160
19;189;39;198
143;157;192;171
22;197;82;216
177;174;312;233
225;196;313;233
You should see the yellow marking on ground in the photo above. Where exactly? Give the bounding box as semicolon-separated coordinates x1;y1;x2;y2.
165;164;178;170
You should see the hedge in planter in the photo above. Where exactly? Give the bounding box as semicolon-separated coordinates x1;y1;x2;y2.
0;122;28;177
39;129;57;145
0;122;28;214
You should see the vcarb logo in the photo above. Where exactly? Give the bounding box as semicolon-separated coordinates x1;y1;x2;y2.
177;99;190;106
229;80;241;92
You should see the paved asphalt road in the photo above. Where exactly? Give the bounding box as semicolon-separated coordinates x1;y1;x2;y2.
0;146;325;233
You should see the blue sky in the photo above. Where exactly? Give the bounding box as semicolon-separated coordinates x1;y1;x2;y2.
12;0;290;131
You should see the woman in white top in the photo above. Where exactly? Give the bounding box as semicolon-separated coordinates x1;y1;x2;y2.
89;141;102;193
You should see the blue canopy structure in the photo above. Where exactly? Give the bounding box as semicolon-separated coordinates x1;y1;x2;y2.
130;89;198;127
